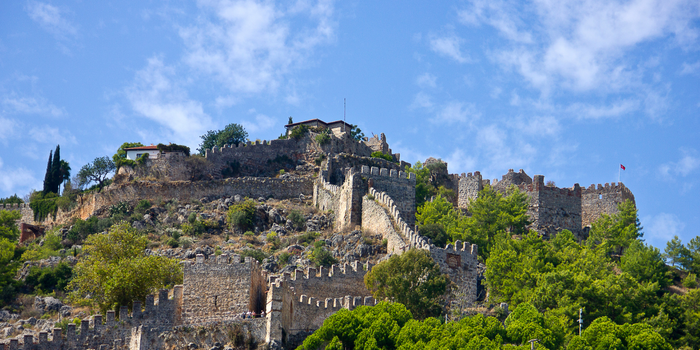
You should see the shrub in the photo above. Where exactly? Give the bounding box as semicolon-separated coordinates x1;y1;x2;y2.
315;132;331;146
290;124;310;140
279;252;291;266
314;154;326;166
109;201;131;217
243;231;256;243
29;192;59;222
310;245;338;267
188;212;197;224
297;231;320;246
182;221;205;237
134;200;151;214
239;249;267;263
371;151;394;162
25;262;73;293
67;216;113;243
227;199;257;231
287;210;306;231
165;237;179;248
683;273;698;289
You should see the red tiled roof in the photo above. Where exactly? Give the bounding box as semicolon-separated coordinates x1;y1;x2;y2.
123;146;159;151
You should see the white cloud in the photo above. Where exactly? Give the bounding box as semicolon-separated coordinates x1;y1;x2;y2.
416;73;437;88
429;35;470;63
462;0;700;94
242;113;277;134
511;115;560;136
644;213;685;242
1;94;65;117
124;57;214;147
178;0;335;95
432;101;480;124
680;61;700;75
490;87;502;99
409;92;434;110
0;157;39;197
0;117;19;143
26;1;77;39
28;125;77;145
659;149;700;178
445;148;477;174
567;99;640;119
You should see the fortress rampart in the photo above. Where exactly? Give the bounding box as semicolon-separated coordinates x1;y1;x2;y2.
182;254;265;325
581;182;635;227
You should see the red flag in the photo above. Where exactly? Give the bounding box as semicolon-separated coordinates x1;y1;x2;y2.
620;164;626;170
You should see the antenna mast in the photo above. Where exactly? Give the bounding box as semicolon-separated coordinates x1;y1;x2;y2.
344;98;346;133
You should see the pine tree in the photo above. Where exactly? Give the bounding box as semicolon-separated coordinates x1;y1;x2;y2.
42;150;53;195
50;145;61;194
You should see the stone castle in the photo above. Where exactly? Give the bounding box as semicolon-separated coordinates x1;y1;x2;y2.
0;119;634;349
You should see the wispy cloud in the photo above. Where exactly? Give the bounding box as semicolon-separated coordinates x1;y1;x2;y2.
431;101;480;124
242;111;276;134
178;0;335;96
0;157;39;197
26;1;78;39
124;57;213;147
680;61;700;75
429;34;470;63
460;0;700;96
28;125;77;145
659;148;700;178
416;73;437;88
1;93;65;117
644;212;686;242
0;117;19;144
409;92;434;110
567;99;640;120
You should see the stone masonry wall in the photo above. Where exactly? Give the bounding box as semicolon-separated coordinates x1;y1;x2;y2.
581;182;636;227
73;177;312;222
362;195;408;254
1;287;182;350
360;166;416;225
0;204;35;225
457;172;485;208
182;254;265;325
522;175;582;238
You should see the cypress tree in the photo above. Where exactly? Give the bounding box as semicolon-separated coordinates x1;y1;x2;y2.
51;145;61;194
42;150;53;195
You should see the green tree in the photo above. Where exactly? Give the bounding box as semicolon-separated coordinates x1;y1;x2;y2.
42;149;53;194
621;240;671;288
77;156;116;191
113;142;144;169
663;235;687;268
568;316;672;350
364;248;448;319
0;194;23;205
226;199;257;232
68;222;182;313
587;199;642;255
0;210;21;241
58;160;71;194
197;123;248;155
503;302;567;350
681;237;700;275
349;124;364;141
50;144;61;194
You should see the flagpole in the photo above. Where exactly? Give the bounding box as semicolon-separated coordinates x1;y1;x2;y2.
618;165;620;183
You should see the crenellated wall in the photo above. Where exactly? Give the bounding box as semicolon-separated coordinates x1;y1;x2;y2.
265;264;375;348
361;193;408;254
182;254;265;325
1;287;183;350
581;182;636;227
0;203;35;225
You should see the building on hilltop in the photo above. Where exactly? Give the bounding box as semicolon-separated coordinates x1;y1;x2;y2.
284;118;354;138
123;144;186;160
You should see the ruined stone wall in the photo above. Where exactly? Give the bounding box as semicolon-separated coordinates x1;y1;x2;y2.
362;193;407;254
313;176;339;214
428;242;479;302
118;155;192;182
0;287;182;350
360;166;416;225
0;204;35;225
265;266;375;348
205;139;303;177
581;182;636;228
327;153;403;185
182;254;265;325
74;177;312;221
457;172;485;209
492;169;532;192
518;175;582;238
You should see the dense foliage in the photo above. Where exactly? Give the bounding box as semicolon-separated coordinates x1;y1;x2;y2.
364;249;448;319
415;185;529;259
0;194;23;205
113;142;144;169
299;301;672;350
664;235;700;276
370;151;394;162
0;210;23;307
404;161;456;207
197;123;248;155
157;143;191;156
68;222;182;313
226;199;257;231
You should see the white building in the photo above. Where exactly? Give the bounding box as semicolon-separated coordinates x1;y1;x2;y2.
123;145;161;160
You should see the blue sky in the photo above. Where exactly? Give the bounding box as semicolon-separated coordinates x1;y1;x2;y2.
0;0;698;249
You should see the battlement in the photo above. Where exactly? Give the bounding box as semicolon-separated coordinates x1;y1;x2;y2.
0;203;30;210
1;287;182;350
360;165;416;181
204;139;297;158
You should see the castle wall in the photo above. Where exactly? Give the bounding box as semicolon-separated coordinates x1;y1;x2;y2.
0;204;35;225
428;242;479;303
327;154;403;185
182;254;265;325
492;169;532;192
457;172;484;208
362;194;408;254
581;182;636;227
205;139;303;177
1;287;182;350
360;166;416;225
